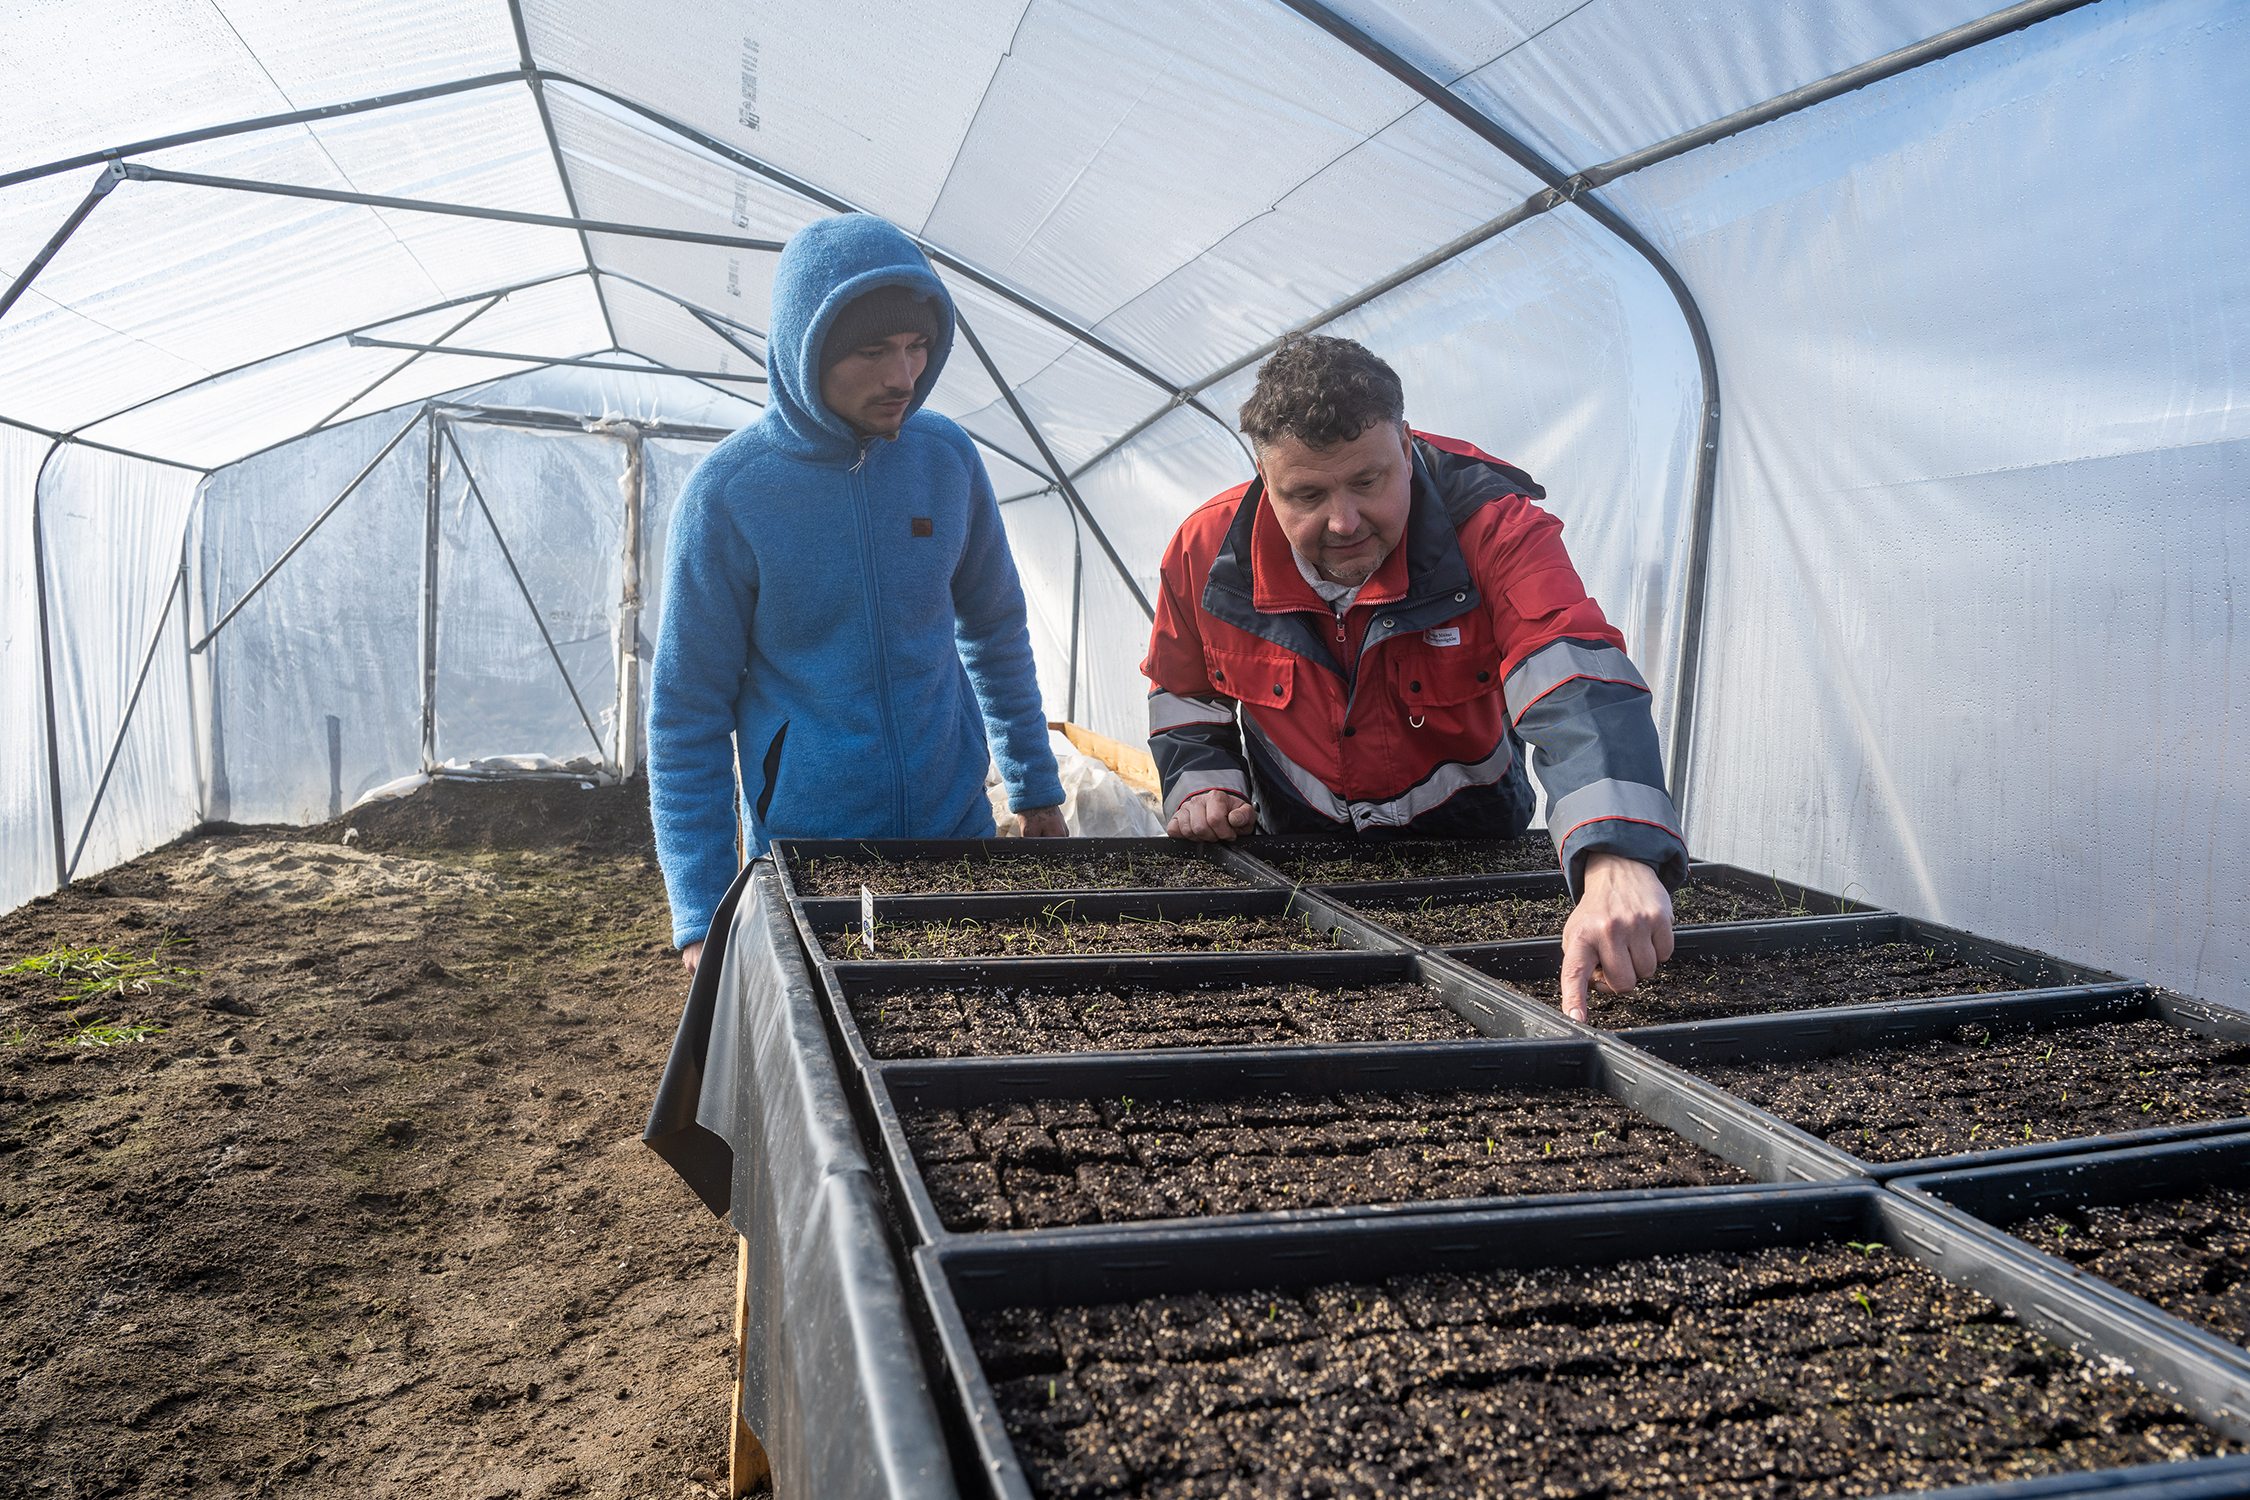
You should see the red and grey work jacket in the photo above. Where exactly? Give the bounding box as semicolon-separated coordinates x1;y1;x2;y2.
1141;431;1688;893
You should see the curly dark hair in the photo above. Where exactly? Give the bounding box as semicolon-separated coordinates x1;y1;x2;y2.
1238;334;1404;452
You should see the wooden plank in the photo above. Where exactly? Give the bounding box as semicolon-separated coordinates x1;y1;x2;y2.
1050;719;1160;796
729;1234;772;1497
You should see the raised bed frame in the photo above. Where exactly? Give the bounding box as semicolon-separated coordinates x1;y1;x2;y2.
738;834;2248;1499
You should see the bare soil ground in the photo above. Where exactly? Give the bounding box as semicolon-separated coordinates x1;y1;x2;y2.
0;778;740;1500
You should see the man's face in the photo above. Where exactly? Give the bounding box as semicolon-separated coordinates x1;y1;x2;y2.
819;330;930;437
1258;420;1414;588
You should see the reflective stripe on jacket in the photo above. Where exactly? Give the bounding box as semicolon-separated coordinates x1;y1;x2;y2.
1140;431;1688;894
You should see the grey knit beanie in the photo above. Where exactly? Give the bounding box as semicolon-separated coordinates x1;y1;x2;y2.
821;284;942;371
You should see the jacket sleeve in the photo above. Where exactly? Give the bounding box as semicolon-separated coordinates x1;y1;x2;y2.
1484;505;1689;896
646;470;756;950
1140;522;1252;821
950;446;1065;813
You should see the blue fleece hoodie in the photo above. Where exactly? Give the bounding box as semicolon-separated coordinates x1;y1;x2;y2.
648;213;1064;947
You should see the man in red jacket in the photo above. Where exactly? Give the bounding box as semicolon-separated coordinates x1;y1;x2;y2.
1142;335;1685;1022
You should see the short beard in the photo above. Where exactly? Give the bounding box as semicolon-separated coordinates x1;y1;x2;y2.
1316;548;1385;588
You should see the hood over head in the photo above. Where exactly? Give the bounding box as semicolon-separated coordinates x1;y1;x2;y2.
764;213;955;460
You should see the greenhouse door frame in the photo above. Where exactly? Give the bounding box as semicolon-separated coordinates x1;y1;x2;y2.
419;404;729;784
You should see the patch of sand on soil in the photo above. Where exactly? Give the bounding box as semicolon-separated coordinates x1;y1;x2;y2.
0;780;746;1500
169;841;499;907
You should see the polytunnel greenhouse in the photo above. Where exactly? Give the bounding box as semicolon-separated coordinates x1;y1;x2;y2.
3;1;2247;1497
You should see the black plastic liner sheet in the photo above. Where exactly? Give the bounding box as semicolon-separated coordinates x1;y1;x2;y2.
645;860;959;1500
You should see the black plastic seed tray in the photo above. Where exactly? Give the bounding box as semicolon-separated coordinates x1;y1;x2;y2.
1453;911;2129;1019
862;1033;1829;1248
1327;859;1881;933
1896;1132;2250;1378
916;1183;2250;1500
772;835;1261;903
1222;828;1559;892
1629;987;2249;1180
819;948;1576;1081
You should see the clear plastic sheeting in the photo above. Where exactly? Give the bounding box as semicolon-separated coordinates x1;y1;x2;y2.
1641;0;2250;1007
996;490;1081;717
1317;1;2012;171
0;0;518;177
434;419;626;766
1;424;57;911
37;443;203;883
192;408;431;826
642;865;961;1500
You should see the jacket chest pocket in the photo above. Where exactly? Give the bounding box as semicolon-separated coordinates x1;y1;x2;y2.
1388;643;1500;712
1205;645;1295;708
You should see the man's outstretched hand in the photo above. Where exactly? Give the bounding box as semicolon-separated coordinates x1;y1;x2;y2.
1166;788;1257;842
1018;805;1069;838
1557;853;1674;1024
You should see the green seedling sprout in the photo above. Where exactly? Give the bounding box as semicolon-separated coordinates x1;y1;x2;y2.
1844;1241;1884;1256
1485;1136;1494;1156
1851;1289;1875;1317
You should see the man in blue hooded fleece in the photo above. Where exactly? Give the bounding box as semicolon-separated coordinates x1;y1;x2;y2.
649;213;1066;971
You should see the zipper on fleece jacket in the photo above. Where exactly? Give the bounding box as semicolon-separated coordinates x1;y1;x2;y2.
849;442;911;834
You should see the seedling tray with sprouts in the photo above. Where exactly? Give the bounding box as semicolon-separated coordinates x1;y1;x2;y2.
773;836;1261;899
1630;986;2250;1180
791;887;1396;964
828;949;1579;1076
860;1035;1836;1248
1331;862;1879;946
916;1184;2250;1500
1224;830;1561;891
1896;1133;2250;1381
1453;912;2131;1030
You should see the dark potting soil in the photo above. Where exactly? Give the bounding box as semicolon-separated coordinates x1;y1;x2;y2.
2025;1185;2250;1348
1251;834;1556;884
967;1242;2237;1499
792;848;1242;897
1375;881;1798;947
1698;1018;2250;1163
906;1089;1749;1230
1512;941;2017;1029
823;911;1345;960
847;980;1477;1058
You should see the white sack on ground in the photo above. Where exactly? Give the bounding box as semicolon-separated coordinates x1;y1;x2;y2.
987;730;1163;837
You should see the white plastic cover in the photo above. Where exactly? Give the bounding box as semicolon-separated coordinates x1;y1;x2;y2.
1625;0;2250;1007
3;0;2245;1022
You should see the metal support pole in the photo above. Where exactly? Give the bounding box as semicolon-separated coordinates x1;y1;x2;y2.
529;73;1248;452
509;1;620;352
115;163;786;252
345;336;766;382
951;311;1154;621
1273;0;1723;817
0;163;125;327
66;568;188;880
178;532;205;826
1065;502;1083;726
309;295;504;437
421;413;442;770
2;72;526;192
441;426;609;761
29;442;69;887
189;409;426;653
609;421;648;779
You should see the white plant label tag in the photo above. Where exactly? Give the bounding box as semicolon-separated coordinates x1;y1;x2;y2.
1422;626;1462;647
860;884;877;955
